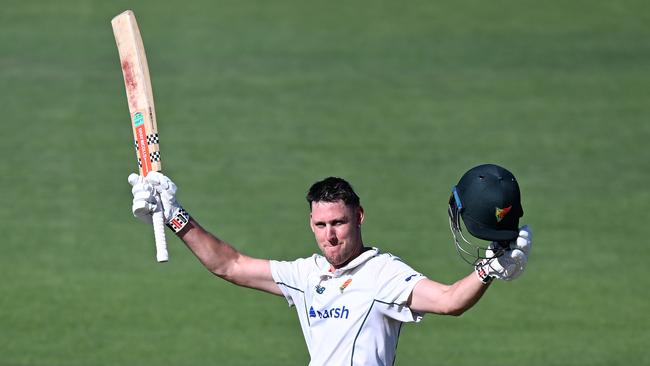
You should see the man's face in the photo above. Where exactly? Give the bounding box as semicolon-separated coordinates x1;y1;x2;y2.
310;200;364;269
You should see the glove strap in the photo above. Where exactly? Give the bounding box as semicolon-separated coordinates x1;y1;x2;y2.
474;259;494;284
166;207;191;233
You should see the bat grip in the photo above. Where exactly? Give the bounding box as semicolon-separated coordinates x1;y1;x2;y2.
152;194;169;262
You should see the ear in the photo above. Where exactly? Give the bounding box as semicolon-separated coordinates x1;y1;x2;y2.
356;206;365;226
309;212;316;233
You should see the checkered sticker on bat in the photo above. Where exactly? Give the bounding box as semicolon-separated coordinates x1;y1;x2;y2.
147;133;159;145
134;134;159;150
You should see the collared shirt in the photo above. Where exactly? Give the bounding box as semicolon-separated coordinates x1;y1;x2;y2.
270;247;426;366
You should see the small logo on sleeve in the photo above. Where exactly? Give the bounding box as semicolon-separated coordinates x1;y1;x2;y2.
405;274;420;282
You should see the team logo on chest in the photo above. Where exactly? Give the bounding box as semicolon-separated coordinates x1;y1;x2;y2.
339;278;352;292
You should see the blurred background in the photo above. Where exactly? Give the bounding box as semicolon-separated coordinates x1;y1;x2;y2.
1;0;648;365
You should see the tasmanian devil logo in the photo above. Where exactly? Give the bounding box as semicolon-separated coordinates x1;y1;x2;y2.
339;278;352;292
495;206;512;222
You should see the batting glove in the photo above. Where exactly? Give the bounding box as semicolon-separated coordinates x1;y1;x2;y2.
128;173;158;225
475;225;532;283
144;172;191;233
127;172;191;233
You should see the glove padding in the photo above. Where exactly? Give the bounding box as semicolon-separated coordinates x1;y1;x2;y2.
475;225;532;283
128;172;187;230
128;174;158;225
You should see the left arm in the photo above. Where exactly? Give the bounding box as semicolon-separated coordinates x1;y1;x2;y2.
408;272;488;316
410;226;532;316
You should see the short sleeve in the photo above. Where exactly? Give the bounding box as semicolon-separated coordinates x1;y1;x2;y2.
374;256;426;322
270;256;315;306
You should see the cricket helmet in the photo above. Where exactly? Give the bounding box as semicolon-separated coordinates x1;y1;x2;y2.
448;164;523;264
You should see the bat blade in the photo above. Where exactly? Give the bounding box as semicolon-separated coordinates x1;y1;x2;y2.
112;10;168;263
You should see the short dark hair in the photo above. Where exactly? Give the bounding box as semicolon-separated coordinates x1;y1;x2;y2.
306;177;361;209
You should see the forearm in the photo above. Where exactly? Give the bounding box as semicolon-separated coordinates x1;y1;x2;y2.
443;272;490;316
410;271;490;316
177;218;241;279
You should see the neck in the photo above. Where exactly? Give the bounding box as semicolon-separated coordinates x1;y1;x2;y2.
330;243;368;271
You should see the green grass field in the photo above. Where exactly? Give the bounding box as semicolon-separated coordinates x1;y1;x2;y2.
1;1;649;365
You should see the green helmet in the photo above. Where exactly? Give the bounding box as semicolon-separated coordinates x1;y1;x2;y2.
448;164;523;263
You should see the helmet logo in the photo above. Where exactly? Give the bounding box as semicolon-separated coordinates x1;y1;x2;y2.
495;206;512;222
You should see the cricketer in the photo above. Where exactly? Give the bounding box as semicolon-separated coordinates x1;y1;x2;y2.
128;163;532;365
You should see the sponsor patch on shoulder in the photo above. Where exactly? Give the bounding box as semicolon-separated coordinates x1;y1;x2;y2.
405;273;421;282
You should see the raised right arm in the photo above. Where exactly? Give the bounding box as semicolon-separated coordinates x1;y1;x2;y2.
129;172;282;296
177;218;282;295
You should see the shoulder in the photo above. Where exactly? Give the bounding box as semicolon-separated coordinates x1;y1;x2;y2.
373;250;410;267
269;253;326;292
270;252;327;274
370;250;421;280
356;249;414;275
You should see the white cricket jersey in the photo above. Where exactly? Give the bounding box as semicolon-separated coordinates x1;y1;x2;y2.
270;247;426;366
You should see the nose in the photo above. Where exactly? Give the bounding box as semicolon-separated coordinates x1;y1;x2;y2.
326;225;338;243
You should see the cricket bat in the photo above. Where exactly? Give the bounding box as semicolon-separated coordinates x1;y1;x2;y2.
112;10;168;262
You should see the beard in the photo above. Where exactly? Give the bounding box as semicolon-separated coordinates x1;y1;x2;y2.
322;242;362;268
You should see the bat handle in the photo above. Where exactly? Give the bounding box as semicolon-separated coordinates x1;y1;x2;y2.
152;194;169;262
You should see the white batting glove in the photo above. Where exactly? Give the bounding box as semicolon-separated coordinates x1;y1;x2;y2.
145;172;191;233
475;225;532;283
128;173;158;225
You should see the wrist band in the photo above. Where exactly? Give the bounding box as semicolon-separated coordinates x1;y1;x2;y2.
167;207;190;233
475;260;494;284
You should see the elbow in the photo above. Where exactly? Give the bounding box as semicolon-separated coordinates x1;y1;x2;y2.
208;258;244;286
446;308;466;317
440;305;469;317
204;260;232;281
210;265;235;282
211;267;246;287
